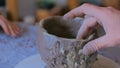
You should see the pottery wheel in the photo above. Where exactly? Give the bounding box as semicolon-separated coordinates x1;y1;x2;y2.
15;54;120;68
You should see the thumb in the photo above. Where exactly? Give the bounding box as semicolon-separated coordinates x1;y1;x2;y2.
83;35;115;55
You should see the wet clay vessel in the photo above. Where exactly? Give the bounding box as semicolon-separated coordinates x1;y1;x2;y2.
36;16;120;68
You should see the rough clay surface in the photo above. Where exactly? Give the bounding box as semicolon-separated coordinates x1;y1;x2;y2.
38;16;98;68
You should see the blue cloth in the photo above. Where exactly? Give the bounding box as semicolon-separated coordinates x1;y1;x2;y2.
0;23;38;68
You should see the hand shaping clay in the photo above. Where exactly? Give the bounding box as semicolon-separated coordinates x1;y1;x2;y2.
36;16;120;68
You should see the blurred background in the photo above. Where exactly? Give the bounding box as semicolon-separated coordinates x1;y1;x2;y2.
0;0;120;24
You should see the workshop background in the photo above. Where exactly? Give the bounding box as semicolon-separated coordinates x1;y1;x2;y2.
0;0;120;22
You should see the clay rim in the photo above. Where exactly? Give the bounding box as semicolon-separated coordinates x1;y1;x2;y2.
39;16;83;40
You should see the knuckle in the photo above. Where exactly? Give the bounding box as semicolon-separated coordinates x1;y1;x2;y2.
104;7;115;13
81;3;90;7
82;3;88;6
107;6;114;9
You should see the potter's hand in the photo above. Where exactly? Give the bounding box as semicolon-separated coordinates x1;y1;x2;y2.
0;15;19;37
64;3;120;55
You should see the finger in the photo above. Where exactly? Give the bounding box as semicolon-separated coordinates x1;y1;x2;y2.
15;24;19;31
7;23;17;37
12;23;19;33
1;16;19;31
0;19;10;35
82;35;116;55
63;7;85;20
63;3;103;20
0;16;12;35
12;23;19;31
0;16;19;37
11;25;19;37
11;24;18;35
7;24;14;36
77;16;98;39
12;24;19;36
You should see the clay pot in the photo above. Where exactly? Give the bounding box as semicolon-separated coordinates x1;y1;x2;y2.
36;16;120;68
